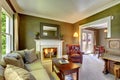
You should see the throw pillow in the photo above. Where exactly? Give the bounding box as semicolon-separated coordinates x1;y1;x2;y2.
11;49;28;62
0;65;4;80
4;53;24;68
24;49;37;63
4;64;36;80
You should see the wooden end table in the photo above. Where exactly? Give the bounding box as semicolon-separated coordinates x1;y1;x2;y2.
52;58;80;80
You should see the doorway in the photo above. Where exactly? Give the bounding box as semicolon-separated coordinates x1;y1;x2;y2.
82;30;94;54
80;16;112;54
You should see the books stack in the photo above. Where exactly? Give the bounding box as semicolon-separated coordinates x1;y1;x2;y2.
59;59;69;64
65;74;73;80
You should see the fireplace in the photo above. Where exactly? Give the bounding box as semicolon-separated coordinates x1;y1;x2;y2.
43;48;57;60
35;39;63;61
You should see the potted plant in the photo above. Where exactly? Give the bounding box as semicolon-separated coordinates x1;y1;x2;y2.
35;32;40;39
60;33;64;40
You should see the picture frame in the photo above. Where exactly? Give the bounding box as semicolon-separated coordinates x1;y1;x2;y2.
109;40;120;49
40;22;60;39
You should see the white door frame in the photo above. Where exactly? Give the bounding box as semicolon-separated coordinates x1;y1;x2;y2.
79;16;113;52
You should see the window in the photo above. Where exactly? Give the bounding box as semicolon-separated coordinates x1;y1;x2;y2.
1;8;13;55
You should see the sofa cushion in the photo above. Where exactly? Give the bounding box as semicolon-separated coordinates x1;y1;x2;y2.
52;72;60;80
4;53;24;68
4;64;36;80
0;57;6;67
30;69;50;80
24;49;37;63
11;49;28;62
25;59;44;71
0;65;4;80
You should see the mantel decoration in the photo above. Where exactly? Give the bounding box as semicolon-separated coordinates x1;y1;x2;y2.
60;33;64;40
35;32;40;39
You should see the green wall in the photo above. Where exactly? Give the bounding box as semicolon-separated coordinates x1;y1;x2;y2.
74;3;120;38
19;3;120;50
19;14;74;53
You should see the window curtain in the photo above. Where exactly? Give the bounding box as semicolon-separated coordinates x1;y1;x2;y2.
14;13;19;50
0;4;2;59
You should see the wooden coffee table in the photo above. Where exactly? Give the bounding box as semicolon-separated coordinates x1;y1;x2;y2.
52;58;80;80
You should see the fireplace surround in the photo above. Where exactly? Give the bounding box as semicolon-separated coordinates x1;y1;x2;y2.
35;39;63;61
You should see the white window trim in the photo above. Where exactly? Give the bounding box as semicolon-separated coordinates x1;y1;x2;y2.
1;8;13;54
0;4;2;59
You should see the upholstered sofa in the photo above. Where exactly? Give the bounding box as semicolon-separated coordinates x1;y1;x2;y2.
0;49;50;80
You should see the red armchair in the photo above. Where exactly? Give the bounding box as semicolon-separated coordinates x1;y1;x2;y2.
66;44;83;63
94;45;105;57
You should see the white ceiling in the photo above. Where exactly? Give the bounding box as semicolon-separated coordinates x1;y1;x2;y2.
11;0;120;23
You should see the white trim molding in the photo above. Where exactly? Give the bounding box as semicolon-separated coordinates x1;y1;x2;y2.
80;16;112;38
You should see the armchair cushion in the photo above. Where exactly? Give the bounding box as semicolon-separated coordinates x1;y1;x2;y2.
70;53;81;58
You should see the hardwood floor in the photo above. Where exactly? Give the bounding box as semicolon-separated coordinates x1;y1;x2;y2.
43;54;119;80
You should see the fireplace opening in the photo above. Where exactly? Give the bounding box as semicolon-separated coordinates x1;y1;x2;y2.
43;48;57;60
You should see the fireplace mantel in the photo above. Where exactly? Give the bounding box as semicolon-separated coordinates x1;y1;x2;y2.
35;39;63;61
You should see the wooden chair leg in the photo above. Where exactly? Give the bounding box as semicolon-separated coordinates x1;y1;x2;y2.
114;67;120;80
98;52;100;58
114;69;117;80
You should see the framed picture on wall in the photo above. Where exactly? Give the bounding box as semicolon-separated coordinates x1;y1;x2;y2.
40;22;60;39
109;40;120;49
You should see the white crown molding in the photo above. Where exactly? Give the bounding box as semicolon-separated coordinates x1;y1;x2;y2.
0;0;14;16
19;11;72;23
11;0;120;23
10;0;23;13
76;0;120;23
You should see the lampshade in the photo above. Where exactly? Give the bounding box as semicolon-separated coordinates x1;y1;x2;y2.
104;29;107;33
73;32;78;37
